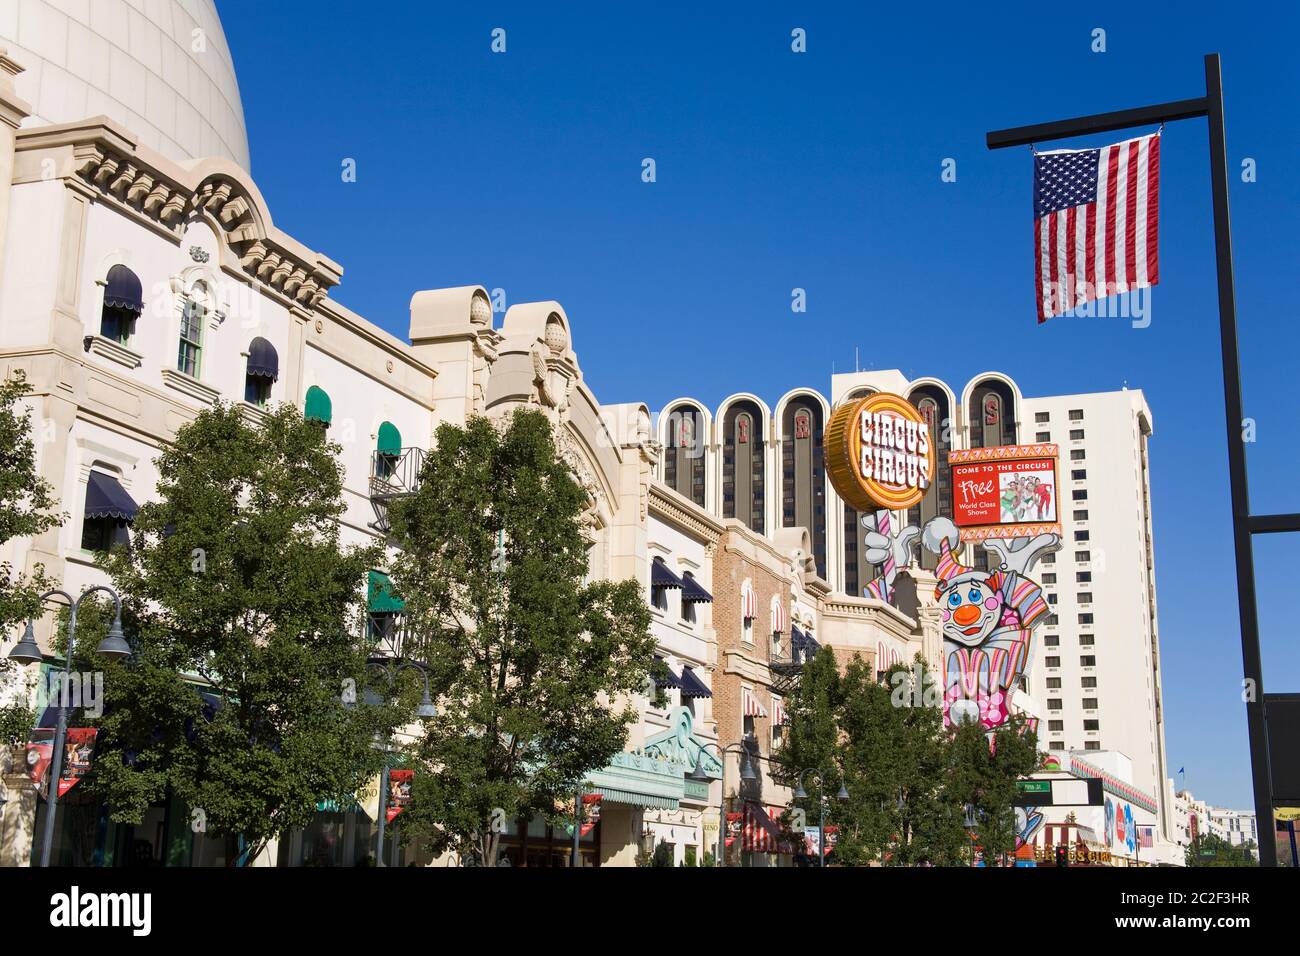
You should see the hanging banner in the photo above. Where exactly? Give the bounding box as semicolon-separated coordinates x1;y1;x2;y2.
386;769;413;823
825;392;936;512
948;444;1060;542
26;728;98;798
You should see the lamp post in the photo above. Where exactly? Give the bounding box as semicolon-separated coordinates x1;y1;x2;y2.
8;587;131;867
350;658;436;867
793;768;849;867
688;742;758;867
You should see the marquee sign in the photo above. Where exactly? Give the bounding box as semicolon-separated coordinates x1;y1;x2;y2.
825;392;936;512
948;443;1061;542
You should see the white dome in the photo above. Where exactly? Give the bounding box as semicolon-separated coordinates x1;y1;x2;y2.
0;0;250;170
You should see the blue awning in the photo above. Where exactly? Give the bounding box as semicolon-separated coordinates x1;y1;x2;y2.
681;572;713;603
246;337;279;380
679;666;712;699
103;264;143;313
655;657;684;689
84;472;138;522
651;558;683;589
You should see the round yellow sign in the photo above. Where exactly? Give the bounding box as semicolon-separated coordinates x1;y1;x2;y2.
824;392;936;512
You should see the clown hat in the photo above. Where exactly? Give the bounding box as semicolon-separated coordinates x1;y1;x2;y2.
922;517;983;597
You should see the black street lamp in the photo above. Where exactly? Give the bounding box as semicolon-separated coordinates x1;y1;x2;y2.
688;742;758;867
793;767;849;867
9;586;131;867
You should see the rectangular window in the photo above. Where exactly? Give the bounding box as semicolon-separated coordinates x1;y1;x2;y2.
178;297;204;377
1075;530;1089;542
1082;698;1098;709
1050;741;1065;751
1042;552;1056;565
1083;719;1100;731
1084;741;1100;750
1069;409;1084;421
1072;490;1087;501
80;517;114;552
1073;510;1089;521
1077;592;1093;603
1069;429;1085;440
1075;550;1090;562
1048;720;1064;732
1047;593;1057;604
1076;571;1092;582
1045;656;1060;668
1082;677;1098;689
1035;412;1050;423
1047;677;1061;689
1078;613;1094;625
1071;469;1086;480
1048;699;1062;711
1036;431;1051;442
1080;655;1096;667
743;714;755;739
1079;634;1095;646
1044;635;1059;647
1070;449;1085;461
1042;573;1057;584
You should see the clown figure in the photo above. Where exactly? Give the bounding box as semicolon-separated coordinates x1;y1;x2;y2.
921;517;1059;732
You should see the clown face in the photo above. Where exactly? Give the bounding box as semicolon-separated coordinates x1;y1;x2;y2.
939;579;1003;647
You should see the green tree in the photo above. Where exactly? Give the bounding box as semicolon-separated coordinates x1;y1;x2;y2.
0;371;65;727
948;715;1041;865
1185;832;1258;867
387;409;655;866
73;402;406;864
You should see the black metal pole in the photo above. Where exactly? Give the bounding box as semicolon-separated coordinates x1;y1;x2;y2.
987;52;1277;866
375;757;390;866
572;787;581;867
1203;53;1276;865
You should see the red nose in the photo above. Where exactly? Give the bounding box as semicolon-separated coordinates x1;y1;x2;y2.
953;605;981;627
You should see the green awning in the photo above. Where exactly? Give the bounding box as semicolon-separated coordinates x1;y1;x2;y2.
377;421;401;455
584;750;686;811
367;570;405;613
588;787;680;810
304;385;332;425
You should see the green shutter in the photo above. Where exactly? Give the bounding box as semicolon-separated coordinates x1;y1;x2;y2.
367;570;405;613
304;386;332;425
377;421;401;455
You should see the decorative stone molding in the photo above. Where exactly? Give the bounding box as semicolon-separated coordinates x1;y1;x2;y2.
238;402;269;426
161;368;221;406
83;335;143;370
649;482;724;542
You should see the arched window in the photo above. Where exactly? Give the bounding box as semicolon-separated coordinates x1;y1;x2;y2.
663;403;706;508
376;421;401;479
304;385;332;427
244;337;278;407
100;265;143;345
722;399;765;532
177;282;209;378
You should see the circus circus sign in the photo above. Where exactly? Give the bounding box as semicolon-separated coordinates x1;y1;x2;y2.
825;392;936;512
949;444;1061;542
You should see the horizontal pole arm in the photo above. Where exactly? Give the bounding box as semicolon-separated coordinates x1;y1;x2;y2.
1248;513;1300;535
986;97;1208;149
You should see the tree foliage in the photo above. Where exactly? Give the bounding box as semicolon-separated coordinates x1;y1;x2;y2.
776;650;1039;866
387;409;655;865
1185;832;1259;867
73;403;405;864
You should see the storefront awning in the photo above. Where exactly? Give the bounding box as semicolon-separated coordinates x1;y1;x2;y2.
654;657;684;689
681;572;713;603
679;667;712;699
84;472;139;522
651;558;683;589
586;750;686;811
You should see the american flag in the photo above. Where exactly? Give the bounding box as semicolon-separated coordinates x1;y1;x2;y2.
1033;131;1160;322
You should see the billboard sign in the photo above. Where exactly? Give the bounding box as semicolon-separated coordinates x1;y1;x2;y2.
948;443;1061;542
825;392;936;513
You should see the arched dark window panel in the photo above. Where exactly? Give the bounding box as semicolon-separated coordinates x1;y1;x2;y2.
722;399;765;533
968;378;1018;449
907;384;954;571
781;397;826;579
663;404;706;508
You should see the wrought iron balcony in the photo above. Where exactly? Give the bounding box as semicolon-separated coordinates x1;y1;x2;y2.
769;650;806;696
369;446;425;532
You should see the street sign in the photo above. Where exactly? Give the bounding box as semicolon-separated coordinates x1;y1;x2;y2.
1014;778;1104;807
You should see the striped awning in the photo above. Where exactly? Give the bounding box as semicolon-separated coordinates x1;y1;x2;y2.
590;787;679;810
741;582;756;621
743;687;767;718
652;557;684;589
876;641;901;672
679;666;712;699
770;598;787;635
772;697;787;727
743;802;784;853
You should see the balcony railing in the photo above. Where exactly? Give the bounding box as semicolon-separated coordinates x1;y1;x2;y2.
369;446;425;532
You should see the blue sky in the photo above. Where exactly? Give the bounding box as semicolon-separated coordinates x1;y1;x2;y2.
219;1;1299;811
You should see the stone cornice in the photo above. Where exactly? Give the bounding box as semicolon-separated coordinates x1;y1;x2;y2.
14;118;341;313
821;592;917;640
721;518;795;575
649;482;724;542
